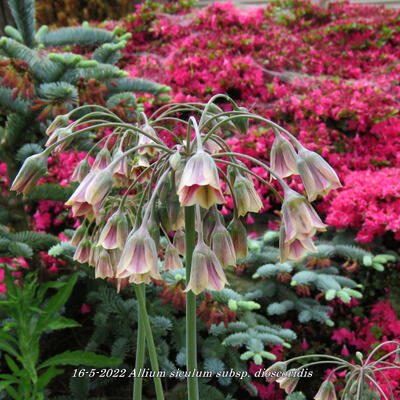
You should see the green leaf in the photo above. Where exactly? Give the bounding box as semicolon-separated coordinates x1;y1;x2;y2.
37;366;64;391
0;334;21;360
47;317;81;331
4;354;21;376
38;350;122;369
36;274;78;334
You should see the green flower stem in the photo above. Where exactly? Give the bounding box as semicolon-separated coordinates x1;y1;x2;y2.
133;312;145;400
185;206;199;400
135;284;164;400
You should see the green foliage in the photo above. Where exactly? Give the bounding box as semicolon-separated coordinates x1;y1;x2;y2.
0;272;121;399
242;231;394;326
0;225;59;258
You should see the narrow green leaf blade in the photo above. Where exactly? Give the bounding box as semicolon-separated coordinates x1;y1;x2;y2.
39;350;122;369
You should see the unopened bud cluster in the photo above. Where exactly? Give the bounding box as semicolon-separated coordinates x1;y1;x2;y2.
11;96;341;294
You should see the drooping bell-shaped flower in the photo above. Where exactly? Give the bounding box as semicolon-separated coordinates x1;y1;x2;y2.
184;241;228;295
173;230;186;256
51;127;74;153
10;153;48;195
281;186;326;244
98;210;129;250
85;169;113;206
296;147;342;202
116;225;161;281
270;130;298;179
164;243;183;270
276;369;300;395
66;172;95;207
264;361;287;383
177;149;225;209
314;380;337;400
93;147;111;171
71;158;91;182
130;156;151;183
227;218;248;259
73;237;91;263
70;222;87;247
233;174;263;217
112;149;130;188
211;220;236;268
138;124;160;158
95;248;115;279
279;225;317;262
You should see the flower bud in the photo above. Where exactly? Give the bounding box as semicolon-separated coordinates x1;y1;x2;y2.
93;147;111;171
11;153;48;195
184;241;228;295
98;210;129;250
148;218;160;250
46;114;69;136
203;207;218;244
270;130;298;179
168;195;184;231
173;230;186;256
177;149;225;209
233;174;263;217
158;203;172;233
264;361;287;383
71;158;91;182
314;380;337;400
395;345;400;364
233;105;249;134
227;218;248;259
296;147;341;202
85;169;113;206
211;220;236;268
169;152;182;171
164;243;183;270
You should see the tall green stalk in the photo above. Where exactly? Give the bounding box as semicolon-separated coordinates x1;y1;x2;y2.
134;284;164;400
133;312;145;400
185;206;199;400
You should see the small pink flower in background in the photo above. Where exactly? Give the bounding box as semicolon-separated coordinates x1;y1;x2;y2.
340;345;350;357
301;339;309;351
80;303;91;314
